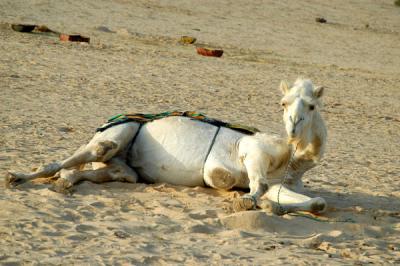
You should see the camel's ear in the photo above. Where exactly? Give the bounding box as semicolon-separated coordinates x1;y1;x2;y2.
280;81;290;95
313;86;324;98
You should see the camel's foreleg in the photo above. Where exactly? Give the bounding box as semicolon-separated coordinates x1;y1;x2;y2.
233;151;270;212
259;184;327;215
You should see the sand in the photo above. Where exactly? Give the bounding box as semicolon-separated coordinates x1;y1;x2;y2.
0;0;399;264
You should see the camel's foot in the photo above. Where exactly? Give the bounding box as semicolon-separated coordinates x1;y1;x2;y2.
5;172;28;188
233;195;257;212
310;197;327;213
51;178;73;195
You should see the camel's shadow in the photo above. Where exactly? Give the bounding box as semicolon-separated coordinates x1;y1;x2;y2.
306;187;400;213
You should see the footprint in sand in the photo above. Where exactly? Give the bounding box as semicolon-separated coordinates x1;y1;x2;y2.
184;223;218;234
188;209;218;220
89;201;106;208
75;224;98;234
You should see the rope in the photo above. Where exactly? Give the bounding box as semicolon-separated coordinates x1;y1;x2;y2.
276;142;356;224
277;142;298;214
288;212;356;223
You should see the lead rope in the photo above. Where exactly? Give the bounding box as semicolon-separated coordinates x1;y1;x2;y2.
277;142;298;214
276;142;356;223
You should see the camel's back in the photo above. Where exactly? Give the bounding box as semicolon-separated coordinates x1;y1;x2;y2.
129;116;218;186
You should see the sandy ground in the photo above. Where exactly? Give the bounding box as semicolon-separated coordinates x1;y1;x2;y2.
0;0;400;264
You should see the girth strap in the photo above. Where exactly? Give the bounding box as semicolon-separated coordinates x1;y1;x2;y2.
201;126;221;185
125;124;143;165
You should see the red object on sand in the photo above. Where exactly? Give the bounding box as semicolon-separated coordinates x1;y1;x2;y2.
59;34;90;43
196;47;223;57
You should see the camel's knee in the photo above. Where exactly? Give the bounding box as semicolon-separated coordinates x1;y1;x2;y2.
90;141;119;162
204;168;236;190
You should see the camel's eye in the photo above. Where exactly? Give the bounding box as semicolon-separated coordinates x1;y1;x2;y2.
309;105;315;111
281;102;287;108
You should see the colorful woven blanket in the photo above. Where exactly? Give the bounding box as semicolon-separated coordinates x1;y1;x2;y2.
96;111;260;135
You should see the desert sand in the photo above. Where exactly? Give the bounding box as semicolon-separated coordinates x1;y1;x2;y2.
0;0;399;264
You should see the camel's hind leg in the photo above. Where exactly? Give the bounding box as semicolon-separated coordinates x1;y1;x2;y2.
53;157;138;193
5;144;87;188
6;122;139;188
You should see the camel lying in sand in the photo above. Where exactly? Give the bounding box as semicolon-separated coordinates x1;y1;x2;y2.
6;78;327;215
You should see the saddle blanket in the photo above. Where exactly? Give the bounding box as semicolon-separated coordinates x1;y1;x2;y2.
96;111;259;135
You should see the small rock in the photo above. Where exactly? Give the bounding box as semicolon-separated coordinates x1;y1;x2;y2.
180;36;196;44
318;241;332;252
264;245;276;250
116;28;130;36
11;24;36;32
114;230;130;239
355;206;364;213
315;17;327;23
96;26;114;33
58;126;74;133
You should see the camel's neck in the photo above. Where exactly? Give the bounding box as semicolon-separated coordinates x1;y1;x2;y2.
289;112;327;178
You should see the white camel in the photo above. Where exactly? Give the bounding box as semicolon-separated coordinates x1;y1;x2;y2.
6;78;327;215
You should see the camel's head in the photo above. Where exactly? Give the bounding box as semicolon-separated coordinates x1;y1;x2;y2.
280;78;324;142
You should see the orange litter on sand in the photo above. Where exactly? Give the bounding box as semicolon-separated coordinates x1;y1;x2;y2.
10;23;89;43
196;47;224;57
59;34;90;43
